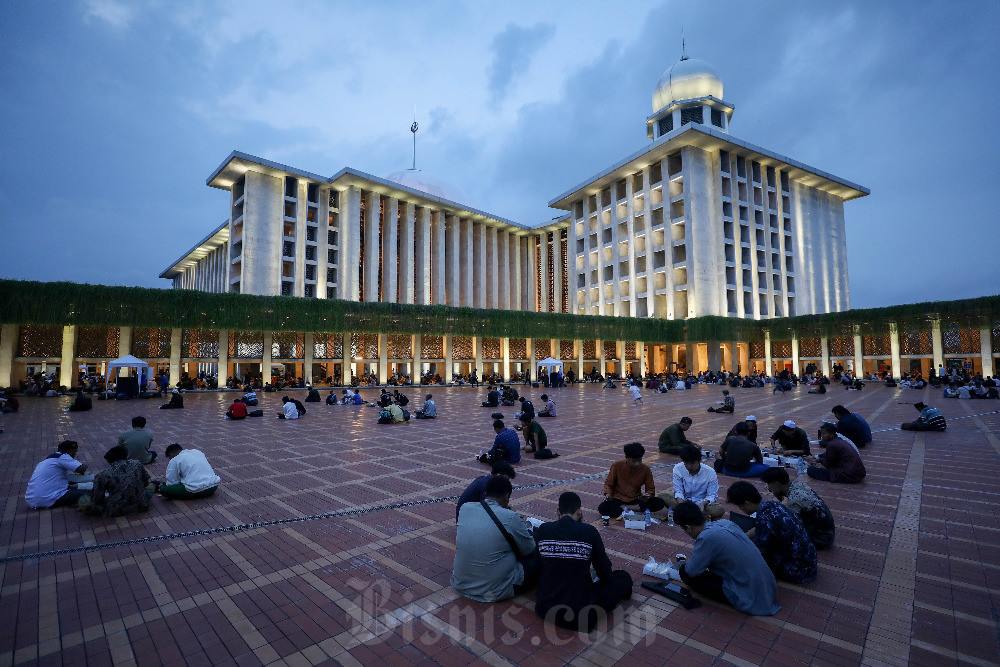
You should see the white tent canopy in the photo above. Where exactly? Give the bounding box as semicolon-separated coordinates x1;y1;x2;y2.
105;354;150;386
536;357;563;374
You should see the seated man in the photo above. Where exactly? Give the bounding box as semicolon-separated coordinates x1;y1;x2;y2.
519;414;558;459
807;423;867;483
672;501;780;615
278;396;299;419
388;402;408;423
727;415;758;443
831;405;872;447
515;396;535;421
770;420;811;456
760;467;835;549
325;390;338;405
658;444;723;519
25;440;92;509
501;386;518;406
159;389;184;409
478;420;522;465
242;389;258;406
658;416;696;454
83;445;151;517
456;461;516;520
304;385;321;402
727;482;817;584
414;393;437;419
807;382;827;394
714;423;767;478
707;389;735;413
481;386;500;407
598;442;665;519
537;394;556;417
535;492;633;632
67;389;93;412
393;390;409;406
160;444;221;499
339;389;355;404
225;398;247;420
901;402;947;431
451;476;537;602
119;416;156;464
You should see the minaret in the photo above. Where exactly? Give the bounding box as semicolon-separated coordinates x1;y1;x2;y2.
647;52;734;139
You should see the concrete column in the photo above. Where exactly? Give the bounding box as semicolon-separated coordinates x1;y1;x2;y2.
487;226;499;309
791;335;800;376
444;335;453;383
445;216;460;307
598;339;606;377
576;339;584;379
431;211;446;305
341;334;352;384
473;223;486;308
552;229;563;312
528;338;537;382
889;323;901;380
931;317;944;369
979;327;993;377
60;326;76;388
378;334;388;384
217;330;229;387
168;329;181;387
852;327;864;376
527;235;539;311
498;231;511;310
363;191;381;302
304;333;314;384
341;186;362;301
413;334;422;380
460;217;474;307
473;337;483;379
382;197;399;302
764;330;773;376
118;327;132;369
399;202;415;304
722;342;734;373
0;324;17;388
637;341;646;377
707;341;722;373
414;207;431;304
511;235;522;310
501;337;510;381
820;336;831;376
262;331;273;384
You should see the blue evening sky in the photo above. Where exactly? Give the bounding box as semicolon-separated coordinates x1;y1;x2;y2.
1;1;997;309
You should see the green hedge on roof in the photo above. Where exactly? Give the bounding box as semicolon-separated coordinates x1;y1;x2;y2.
0;280;997;344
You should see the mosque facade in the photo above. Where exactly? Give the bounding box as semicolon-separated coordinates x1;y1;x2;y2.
161;55;868;323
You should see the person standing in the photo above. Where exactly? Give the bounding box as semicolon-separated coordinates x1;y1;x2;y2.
535;492;633;632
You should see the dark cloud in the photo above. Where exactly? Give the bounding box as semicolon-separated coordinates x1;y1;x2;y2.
486;23;556;105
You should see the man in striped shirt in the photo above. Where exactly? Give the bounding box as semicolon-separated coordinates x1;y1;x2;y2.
534;492;633;632
900;402;947;431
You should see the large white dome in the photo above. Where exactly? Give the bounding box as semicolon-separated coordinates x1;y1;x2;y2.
652;57;723;112
384;169;464;203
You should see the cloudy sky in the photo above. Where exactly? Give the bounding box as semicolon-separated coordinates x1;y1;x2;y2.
1;0;998;309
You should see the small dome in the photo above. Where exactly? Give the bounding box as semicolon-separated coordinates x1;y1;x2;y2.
384;169;464;203
652;57;723;112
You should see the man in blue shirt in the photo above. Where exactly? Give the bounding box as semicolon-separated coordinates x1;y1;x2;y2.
456;462;516;520
831;405;872;447
478;420;522;465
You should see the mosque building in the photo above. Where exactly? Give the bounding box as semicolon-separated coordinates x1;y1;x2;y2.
159;53;869;377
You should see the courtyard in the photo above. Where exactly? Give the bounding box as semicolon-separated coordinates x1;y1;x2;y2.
1;382;998;666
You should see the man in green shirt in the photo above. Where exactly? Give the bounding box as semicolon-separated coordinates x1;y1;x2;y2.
519;414;558;459
658;416;696;454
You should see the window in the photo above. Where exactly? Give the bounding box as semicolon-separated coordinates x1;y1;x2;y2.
306;226;316;242
328;190;338;209
328;230;337;245
281;282;292;296
307;183;319;203
711;108;723;127
327;268;337;284
305;246;316;261
284;177;298;198
719;149;730;173
283;242;294;257
680;106;703;125
305;265;315;281
657;114;673;136
304;284;315;297
327;249;337;264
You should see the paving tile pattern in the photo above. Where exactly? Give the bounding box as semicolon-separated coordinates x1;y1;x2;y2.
1;384;999;665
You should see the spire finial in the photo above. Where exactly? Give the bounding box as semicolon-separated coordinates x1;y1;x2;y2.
681;26;688;61
410;110;419;171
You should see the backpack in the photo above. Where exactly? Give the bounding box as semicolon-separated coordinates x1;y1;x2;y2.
378;409;393;424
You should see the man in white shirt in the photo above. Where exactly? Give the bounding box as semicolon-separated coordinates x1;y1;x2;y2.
25;440;92;509
278;397;299;419
159;444;220;500
629;384;643;404
658;444;723;520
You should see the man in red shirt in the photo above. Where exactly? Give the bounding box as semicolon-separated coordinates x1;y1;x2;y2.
226;398;247;420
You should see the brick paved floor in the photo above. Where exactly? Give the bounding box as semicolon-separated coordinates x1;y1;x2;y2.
1;383;998;666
